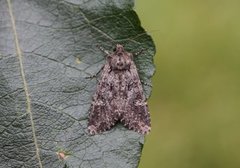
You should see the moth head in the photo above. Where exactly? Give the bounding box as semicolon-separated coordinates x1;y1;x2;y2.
113;44;124;52
110;44;132;70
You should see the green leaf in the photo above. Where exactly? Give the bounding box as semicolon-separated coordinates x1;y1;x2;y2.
0;0;155;167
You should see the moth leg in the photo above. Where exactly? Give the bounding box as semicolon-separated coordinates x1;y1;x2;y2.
141;81;152;87
85;65;104;80
97;45;111;55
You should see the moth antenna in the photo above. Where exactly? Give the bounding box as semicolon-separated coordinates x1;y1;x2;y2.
133;48;147;56
96;45;111;55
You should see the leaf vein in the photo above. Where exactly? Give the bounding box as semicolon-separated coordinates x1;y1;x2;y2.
7;0;43;167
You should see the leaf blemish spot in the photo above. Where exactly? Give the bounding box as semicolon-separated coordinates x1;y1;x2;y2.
56;150;70;160
75;57;81;64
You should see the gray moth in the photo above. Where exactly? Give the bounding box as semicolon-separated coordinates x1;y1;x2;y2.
88;44;151;135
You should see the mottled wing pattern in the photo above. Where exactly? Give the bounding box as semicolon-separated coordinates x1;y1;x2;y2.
87;63;117;135
121;62;151;134
88;44;151;135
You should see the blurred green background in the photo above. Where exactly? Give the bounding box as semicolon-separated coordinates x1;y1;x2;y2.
136;0;240;168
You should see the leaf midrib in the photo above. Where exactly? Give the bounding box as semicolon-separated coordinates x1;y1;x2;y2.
6;0;43;167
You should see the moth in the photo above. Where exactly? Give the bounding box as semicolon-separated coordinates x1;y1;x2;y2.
88;44;151;135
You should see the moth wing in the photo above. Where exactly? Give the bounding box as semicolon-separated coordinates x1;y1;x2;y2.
121;63;151;135
87;64;117;135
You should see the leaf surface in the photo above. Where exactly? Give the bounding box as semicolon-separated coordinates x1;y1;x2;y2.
0;0;155;167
